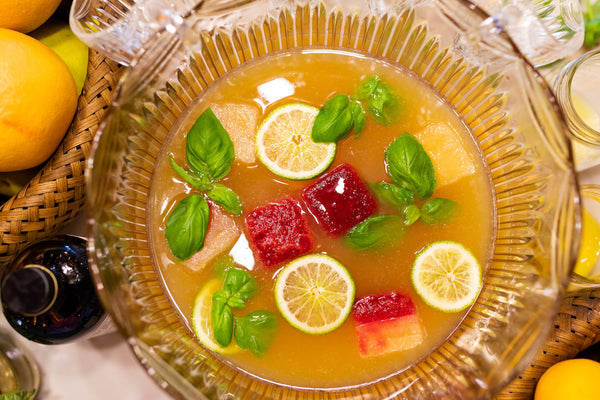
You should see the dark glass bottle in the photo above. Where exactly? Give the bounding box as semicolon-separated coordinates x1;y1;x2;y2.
1;235;108;344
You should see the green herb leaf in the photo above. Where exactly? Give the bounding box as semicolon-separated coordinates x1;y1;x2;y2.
0;390;36;400
234;310;278;358
165;194;210;261
345;215;405;251
207;183;243;215
213;255;237;281
385;132;436;201
186;108;235;181
169;156;212;191
211;294;234;347
421;198;457;224
369;182;414;208
403;204;421;226
349;100;367;138
312;94;355;143
356;75;400;126
223;268;259;306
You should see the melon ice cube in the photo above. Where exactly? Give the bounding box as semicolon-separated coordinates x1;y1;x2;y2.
245;198;313;267
352;292;425;357
413;122;477;187
302;164;377;235
211;103;259;164
181;203;240;271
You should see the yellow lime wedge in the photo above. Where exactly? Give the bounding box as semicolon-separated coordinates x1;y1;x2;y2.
274;254;355;335
191;279;240;354
411;241;482;313
256;103;336;180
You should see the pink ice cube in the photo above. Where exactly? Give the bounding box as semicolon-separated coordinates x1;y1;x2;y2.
302;164;376;235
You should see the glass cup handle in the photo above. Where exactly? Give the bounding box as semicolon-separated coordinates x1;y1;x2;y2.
568;184;600;290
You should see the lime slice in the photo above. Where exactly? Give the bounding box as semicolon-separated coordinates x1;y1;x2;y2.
191;279;240;354
274;254;355;335
411;241;482;312
256;103;336;180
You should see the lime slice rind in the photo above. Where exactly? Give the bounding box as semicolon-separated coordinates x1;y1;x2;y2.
274;254;355;335
191;279;241;354
411;241;482;313
256;103;336;180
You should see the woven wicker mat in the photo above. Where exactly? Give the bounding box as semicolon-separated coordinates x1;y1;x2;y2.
496;288;600;399
0;49;123;267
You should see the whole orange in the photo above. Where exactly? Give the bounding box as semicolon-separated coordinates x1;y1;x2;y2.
535;358;600;400
0;0;62;33
0;28;78;172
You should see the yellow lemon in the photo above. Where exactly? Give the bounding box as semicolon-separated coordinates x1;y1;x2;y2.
0;28;78;172
535;359;600;400
0;0;62;33
574;209;600;277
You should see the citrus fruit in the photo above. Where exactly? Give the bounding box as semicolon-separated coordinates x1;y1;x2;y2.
534;358;600;400
256;103;336;180
0;28;78;172
0;0;62;33
32;20;89;95
411;241;482;312
274;254;355;334
574;209;600;277
191;279;240;354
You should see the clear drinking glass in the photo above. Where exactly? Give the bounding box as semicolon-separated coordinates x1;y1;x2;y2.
0;329;40;398
554;49;600;170
84;0;597;398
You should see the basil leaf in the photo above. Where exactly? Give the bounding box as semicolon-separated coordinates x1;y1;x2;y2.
385;133;436;201
165;194;210;261
211;294;234;347
403;204;421;226
356;75;379;100
350;100;367;138
312;94;355;143
421;198;457;224
0;390;36;400
234;311;278;358
213;255;236;281
356;75;400;126
169;156;212;191
207;183;243;215
186;108;235;181
345;215;405;251
369;182;414;208
223;268;259;305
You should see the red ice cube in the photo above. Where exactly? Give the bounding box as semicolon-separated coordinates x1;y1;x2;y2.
352;292;425;357
302;164;376;235
245;198;313;267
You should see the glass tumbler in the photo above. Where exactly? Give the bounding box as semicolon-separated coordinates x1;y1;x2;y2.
554;49;600;170
0;329;39;398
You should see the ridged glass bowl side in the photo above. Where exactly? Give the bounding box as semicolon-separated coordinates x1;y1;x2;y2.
87;1;578;399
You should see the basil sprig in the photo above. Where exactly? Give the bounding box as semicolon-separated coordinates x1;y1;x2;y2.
211;265;278;357
311;75;399;143
165;108;243;261
346;132;457;251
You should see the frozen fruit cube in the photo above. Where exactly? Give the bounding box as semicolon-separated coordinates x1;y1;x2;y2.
302;164;376;235
245;198;313;266
352;292;424;357
181;203;241;271
211;103;260;164
413;122;477;187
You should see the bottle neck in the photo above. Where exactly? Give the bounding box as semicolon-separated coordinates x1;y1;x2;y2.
1;265;58;316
